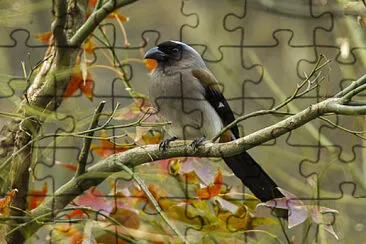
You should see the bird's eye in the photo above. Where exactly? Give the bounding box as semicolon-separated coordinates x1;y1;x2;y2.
172;48;180;54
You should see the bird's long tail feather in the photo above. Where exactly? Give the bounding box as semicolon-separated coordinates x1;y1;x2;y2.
223;151;288;217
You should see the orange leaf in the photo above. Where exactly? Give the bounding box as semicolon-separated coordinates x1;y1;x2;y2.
197;169;223;199
91;130;135;158
84;38;95;54
64;67;94;100
0;189;17;210
27;183;48;210
56;161;77;172
141;130;163;145
144;59;157;71
55;224;84;244
183;171;200;184
36;32;52;43
79;77;94;100
107;10;129;22
88;0;97;7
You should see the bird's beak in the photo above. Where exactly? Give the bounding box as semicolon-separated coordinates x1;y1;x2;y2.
144;47;168;61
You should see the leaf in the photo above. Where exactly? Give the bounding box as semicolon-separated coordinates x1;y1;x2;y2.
320;224;339;240
141;129;163;145
214;197;239;214
180;157;213;184
36;32;52;43
64;66;94;100
96;222;177;243
114;99;151;121
67;187;112;219
257;188;308;228
109;12;129;22
90;130;136;158
109;205;140;229
56;161;77;172
0;189;17;213
256;187;339;239
54;224;84;244
82;220;95;244
309;205;339;239
168;158;181;176
88;0;97;7
197;169;223;199
27;183;47;210
84;37;95;54
144;59;157;71
80;51;88;84
79;77;94;100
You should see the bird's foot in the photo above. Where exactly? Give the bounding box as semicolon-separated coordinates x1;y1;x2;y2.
159;136;178;152
190;136;206;150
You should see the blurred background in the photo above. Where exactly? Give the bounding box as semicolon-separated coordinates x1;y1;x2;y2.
1;0;366;243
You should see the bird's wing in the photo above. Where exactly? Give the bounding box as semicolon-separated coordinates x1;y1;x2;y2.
192;68;239;141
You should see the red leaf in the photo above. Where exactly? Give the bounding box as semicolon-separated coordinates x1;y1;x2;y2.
36;32;52;43
27;183;47;210
197;169;223;199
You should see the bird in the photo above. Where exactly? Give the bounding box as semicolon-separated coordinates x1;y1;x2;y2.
144;40;287;217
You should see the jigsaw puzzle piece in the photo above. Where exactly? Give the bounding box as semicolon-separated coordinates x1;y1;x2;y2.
181;0;245;61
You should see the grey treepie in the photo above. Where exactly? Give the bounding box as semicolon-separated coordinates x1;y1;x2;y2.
144;40;287;218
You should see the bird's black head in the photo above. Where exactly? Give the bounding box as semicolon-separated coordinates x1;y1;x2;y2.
144;41;205;70
144;40;184;62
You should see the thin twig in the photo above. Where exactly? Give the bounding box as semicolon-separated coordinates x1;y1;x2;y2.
75;101;106;177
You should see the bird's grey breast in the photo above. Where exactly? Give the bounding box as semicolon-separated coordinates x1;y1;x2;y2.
148;68;223;139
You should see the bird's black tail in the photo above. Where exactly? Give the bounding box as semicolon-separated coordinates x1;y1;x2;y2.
223;151;288;218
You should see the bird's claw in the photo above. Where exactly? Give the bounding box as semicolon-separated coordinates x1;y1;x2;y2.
159;136;178;151
190;136;206;150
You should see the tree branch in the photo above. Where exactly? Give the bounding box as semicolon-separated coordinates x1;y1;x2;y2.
52;0;68;47
26;74;366;234
69;0;138;47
